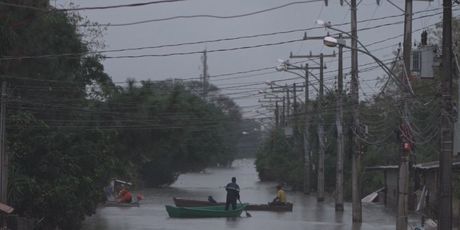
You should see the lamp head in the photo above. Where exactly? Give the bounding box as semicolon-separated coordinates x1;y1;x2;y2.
316;19;331;28
323;36;338;47
275;65;287;71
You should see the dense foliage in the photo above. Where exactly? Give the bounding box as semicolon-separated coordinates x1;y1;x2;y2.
103;80;242;186
1;3;242;229
255;17;460;199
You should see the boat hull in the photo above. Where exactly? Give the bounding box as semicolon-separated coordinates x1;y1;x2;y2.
173;197;292;212
103;201;140;207
165;204;246;218
246;203;292;211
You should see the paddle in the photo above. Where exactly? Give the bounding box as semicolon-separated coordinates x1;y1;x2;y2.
238;198;251;217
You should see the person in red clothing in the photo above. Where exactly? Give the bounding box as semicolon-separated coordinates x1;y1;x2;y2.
117;186;132;203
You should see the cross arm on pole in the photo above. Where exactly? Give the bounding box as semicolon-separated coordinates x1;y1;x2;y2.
290;51;336;59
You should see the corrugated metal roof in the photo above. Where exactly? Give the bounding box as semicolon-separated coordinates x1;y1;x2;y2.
414;160;460;170
366;160;460;172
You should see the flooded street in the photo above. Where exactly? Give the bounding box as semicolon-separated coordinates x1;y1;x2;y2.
82;159;399;230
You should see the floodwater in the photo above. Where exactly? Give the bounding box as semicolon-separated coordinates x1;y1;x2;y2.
82;159;403;230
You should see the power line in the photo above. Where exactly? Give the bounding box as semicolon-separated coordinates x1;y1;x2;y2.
0;0;185;11
0;7;450;61
86;0;323;27
0;39;304;60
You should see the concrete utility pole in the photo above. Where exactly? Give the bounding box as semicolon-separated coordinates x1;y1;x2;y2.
279;62;318;195
286;85;291;123
289;52;335;201
0;81;7;203
397;1;412;229
271;84;302;128
439;0;453;228
275;102;280;128
201;50;208;98
317;53;325;202
455;52;460;157
282;96;286;127
350;0;362;223
304;65;311;194
335;35;345;212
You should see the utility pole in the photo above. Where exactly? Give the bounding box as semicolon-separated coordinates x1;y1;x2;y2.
282;96;286;127
317;53;325;202
293;83;298;137
439;0;453;228
286;84;291;123
335;34;345;212
0;81;7;204
289;52;334;201
271;84;304;130
201;50;208;98
304;65;311;194
397;1;412;229
350;0;362;223
293;83;297;113
275;102;280;128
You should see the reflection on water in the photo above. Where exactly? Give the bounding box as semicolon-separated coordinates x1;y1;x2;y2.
82;159;398;230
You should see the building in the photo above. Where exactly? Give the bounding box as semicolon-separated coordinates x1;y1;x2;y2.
365;160;460;223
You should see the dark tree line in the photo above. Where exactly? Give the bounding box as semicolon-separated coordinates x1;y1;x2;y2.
1;4;242;229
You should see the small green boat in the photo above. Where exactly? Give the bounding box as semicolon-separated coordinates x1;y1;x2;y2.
165;204;248;218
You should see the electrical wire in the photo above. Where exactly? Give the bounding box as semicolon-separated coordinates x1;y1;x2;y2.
84;0;322;27
0;0;185;11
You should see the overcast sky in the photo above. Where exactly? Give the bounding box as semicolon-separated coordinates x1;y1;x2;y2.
53;0;451;119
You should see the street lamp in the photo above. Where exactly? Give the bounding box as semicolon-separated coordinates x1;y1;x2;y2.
316;19;371;54
275;60;319;196
322;36;409;94
275;60;324;93
322;21;415;227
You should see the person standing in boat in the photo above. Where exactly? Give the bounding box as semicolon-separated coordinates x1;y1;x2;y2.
271;184;286;205
224;177;240;210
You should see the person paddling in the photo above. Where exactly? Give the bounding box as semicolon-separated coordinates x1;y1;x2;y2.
271;184;286;205
225;177;240;210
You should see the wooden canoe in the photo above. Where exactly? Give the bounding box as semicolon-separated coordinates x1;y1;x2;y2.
165;204;247;218
246;203;293;211
103;201;140;207
173;197;292;212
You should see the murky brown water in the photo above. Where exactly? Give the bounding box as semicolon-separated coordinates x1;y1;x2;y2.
82;159;405;230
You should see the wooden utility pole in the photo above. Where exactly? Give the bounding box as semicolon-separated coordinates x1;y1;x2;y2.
397;1;412;229
335;35;345;212
350;0;362;223
439;0;453;228
0;81;7;204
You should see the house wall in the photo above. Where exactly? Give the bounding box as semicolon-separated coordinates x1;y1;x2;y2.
419;169;460;225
